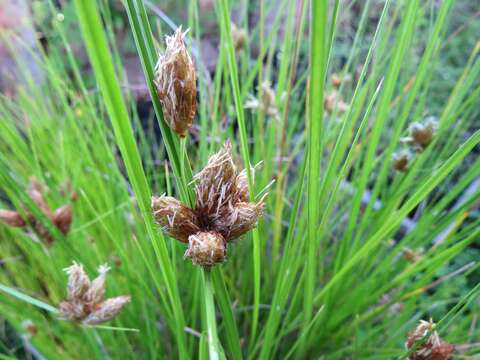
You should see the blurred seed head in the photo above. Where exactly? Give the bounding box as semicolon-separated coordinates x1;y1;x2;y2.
406;319;454;360
154;26;196;137
402;119;438;152
392;150;411;172
82;295;131;326
231;23;247;51
324;91;348;114
53;204;73;235
0;209;26;227
185;231;226;266
0;178;75;244
245;81;279;119
64;262;91;300
59;261;130;325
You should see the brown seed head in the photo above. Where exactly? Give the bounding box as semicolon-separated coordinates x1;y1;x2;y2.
152;195;200;242
0;209;26;227
185;231;226;266
216;202;264;241
403;120;438;152
53;204;73;235
83;264;109;306
406;320;454;360
82;295;131;325
392;150;411;172
231;23;247;51
152;141;266;266
154;26;196;137
59;262;130;325
64;262;90;300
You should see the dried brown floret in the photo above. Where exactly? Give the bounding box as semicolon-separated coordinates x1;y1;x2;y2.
402;119;438;152
82;296;131;326
245;82;280;119
406;319;455;360
0;178;74;244
154;26;196;137
58;262;130;325
152;196;200;243
185;231;226;266
231;23;247;51
151;142;266;267
392;150;411;172
52;204;73;235
0;209;26;227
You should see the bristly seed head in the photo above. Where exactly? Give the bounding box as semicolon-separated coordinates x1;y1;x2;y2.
154;26;196;137
405;319;455;360
58;262;130;325
151;141;266;267
185;231;226;266
402;118;438;152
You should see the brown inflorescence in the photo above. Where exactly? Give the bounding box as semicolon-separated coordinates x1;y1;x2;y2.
402;119;438;152
154;26;196;137
0;178;74;244
152;142;266;267
392;150;411;172
405;319;455;360
58;262;130;325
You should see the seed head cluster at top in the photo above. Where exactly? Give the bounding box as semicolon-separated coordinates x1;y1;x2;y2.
154;26;196;137
152;142;265;267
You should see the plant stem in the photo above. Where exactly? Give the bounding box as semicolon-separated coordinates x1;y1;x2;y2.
203;268;222;360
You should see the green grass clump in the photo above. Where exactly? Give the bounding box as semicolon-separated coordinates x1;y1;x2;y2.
0;0;479;358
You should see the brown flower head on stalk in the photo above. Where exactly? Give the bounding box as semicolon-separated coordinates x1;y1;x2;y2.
402;118;438;152
0;178;74;244
405;319;455;360
154;26;196;137
152;142;266;266
58;262;131;325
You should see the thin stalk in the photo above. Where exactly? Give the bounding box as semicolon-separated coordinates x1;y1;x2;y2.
203;269;222;360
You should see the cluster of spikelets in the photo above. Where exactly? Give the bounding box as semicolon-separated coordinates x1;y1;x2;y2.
392;118;438;172
154;26;196;137
405;319;454;360
245;81;280;120
58;262;130;325
0;178;73;244
152;142;265;266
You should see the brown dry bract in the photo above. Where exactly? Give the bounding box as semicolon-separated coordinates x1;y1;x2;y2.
152;142;265;266
154;27;196;137
58;262;130;325
405;319;454;360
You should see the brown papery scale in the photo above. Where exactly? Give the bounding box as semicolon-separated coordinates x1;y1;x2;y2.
154;26;196;137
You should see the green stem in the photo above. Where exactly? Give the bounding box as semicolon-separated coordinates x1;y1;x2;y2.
203;268;222;360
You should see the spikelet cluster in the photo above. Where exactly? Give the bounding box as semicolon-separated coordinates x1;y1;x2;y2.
245;81;280;119
0;178;73;244
402;118;438;152
154;27;196;137
392;150;412;172
405;319;454;360
58;262;130;325
152;142;265;266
